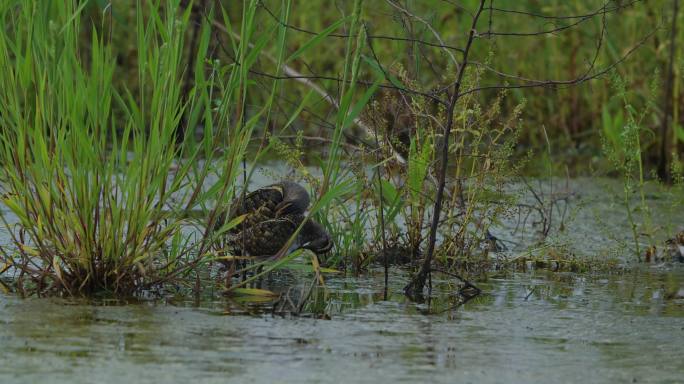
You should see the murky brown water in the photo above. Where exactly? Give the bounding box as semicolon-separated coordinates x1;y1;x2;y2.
1;176;683;383
1;267;683;384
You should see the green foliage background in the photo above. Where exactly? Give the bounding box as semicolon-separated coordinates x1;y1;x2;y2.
83;0;682;176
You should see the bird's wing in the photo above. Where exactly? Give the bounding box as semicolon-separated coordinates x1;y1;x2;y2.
228;185;283;217
230;215;301;257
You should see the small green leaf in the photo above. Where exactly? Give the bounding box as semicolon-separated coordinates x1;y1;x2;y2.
674;123;684;143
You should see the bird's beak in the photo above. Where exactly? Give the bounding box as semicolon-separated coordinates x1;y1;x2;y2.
301;238;333;254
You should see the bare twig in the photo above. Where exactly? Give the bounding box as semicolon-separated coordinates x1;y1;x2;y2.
259;2;465;53
211;19;414;165
385;0;459;67
488;0;642;21
405;0;487;299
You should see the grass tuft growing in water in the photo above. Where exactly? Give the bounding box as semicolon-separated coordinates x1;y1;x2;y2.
0;1;263;296
0;0;366;297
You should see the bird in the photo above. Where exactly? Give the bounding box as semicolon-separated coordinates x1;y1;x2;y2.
664;230;684;262
644;230;684;263
217;181;332;258
230;213;333;258
215;180;309;233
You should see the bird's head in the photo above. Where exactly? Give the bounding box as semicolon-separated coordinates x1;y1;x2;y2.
299;219;333;254
274;181;310;217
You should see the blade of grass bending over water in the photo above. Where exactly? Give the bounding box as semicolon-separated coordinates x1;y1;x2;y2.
324;0;364;189
315;0;386;271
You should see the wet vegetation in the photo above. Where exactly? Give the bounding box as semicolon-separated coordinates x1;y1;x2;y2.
0;0;682;310
1;2;684;383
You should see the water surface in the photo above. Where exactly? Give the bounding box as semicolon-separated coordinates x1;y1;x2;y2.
1;177;683;383
1;267;683;384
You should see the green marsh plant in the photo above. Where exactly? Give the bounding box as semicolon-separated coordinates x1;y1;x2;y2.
340;59;525;280
0;0;272;296
601;74;657;260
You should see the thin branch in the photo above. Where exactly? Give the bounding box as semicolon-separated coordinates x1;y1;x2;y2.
385;0;459;67
405;0;487;299
481;0;643;37
458;25;659;96
480;13;594;37
259;2;465;53
487;0;643;21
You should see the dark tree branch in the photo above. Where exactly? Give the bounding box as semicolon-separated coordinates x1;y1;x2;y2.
487;0;643;21
457;25;659;97
481;1;642;37
405;0;487;299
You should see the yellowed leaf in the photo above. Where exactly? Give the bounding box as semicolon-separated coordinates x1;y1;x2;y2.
53;256;64;284
19;244;39;256
0;262;11;275
228;287;278;297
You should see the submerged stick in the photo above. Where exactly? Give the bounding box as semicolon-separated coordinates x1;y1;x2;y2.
430;268;481;295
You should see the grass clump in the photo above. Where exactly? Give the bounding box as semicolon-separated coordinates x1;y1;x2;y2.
0;1;257;296
0;0;369;297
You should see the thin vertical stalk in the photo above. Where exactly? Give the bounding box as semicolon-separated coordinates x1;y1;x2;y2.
323;0;363;189
178;0;209;143
405;0;486;298
657;0;679;181
373;118;388;298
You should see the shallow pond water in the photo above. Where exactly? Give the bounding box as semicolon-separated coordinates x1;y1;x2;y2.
1;267;684;383
1;176;683;383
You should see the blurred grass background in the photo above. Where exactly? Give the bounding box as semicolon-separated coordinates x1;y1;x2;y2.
79;0;682;178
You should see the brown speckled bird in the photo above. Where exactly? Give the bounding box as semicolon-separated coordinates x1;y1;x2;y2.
644;230;684;263
665;230;684;262
220;181;332;258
